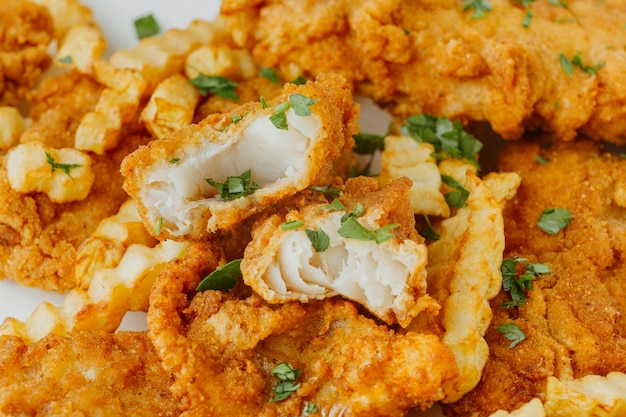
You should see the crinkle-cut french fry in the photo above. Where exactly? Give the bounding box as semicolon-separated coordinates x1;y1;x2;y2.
483;171;522;210
184;45;257;80
55;23;106;73
424;172;506;402
488;399;546;417
109;19;229;93
74;61;147;154
30;0;93;40
0;107;25;151
140;73;200;140
0;200;189;342
379;134;450;217
6;141;94;203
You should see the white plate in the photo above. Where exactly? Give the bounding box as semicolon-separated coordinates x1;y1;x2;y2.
0;2;443;415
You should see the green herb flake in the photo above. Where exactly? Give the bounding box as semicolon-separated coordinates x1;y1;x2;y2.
290;75;307;85
134;14;160;40
462;0;492;19
58;55;73;64
501;257;551;308
419;214;440;241
260;67;280;84
497;323;527;348
522;10;534;27
196;259;241;292
513;0;534;6
45;151;81;181
560;53;574;75
535;156;549;166
271;362;302;402
280;220;304;230
170;157;180;164
337;216;398;244
189;74;239;100
549;0;569;7
270;111;288;130
260;96;269;109
289;94;318;116
154;217;163;235
352;132;386;155
571;54;605;75
305;228;330;252
401;114;483;169
206;169;259;201
306;402;318;414
441;175;470;208
322;200;346;211
310;185;342;199
537;207;572;235
231;114;243;124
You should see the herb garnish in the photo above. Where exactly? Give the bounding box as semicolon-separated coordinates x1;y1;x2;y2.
352;132;386;155
338;216;399;244
45;151;81;180
441;175;470;208
206;169;259;201
497;323;526;348
58;55;73;64
305;228;330;252
305;402;318;414
134;14;160;40
419;215;440;241
260;96;269;109
260;67;280;84
537;208;572;235
401;114;483;169
512;0;534;6
281;220;304;230
549;0;568;7
535;156;549;166
322;200;346;211
271;362;302;402
290;94;319;116
270;101;289;130
290;75;307;85
501;257;551;308
190;74;239;100
462;0;492;19
196;259;241;292
154;217;163;235
170;157;180;164
522;10;534;27
560;53;605;76
310;185;342;199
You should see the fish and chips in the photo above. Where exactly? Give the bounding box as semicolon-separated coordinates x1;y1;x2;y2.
1;1;626;416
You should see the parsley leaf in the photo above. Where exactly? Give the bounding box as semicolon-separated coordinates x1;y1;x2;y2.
549;0;568;7
58;55;73;64
170;157;180;164
462;0;492;19
560;53;605;76
45;151;81;180
196;259;241;292
419;215;440;241
501;257;551;308
310;185;341;199
559;53;574;75
260;96;269;109
134;14;160;40
322;200;346;211
190;74;239;100
537;207;572;235
401;114;483;169
290;75;307;85
497;323;526;348
206;169;259;201
352;132;386;155
260;67;280;84
512;0;534;6
441;175;470;208
281;220;304;230
305;228;330;252
270;111;288;130
154;217;163;235
338;216;398;244
289;94;318;116
522;10;534;27
306;403;318;414
271;362;302;402
535;156;549;166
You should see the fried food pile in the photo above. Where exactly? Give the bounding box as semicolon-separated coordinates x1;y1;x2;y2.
1;0;626;416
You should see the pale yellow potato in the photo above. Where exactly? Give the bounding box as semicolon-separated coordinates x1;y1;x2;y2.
483;171;523;210
140;73;201;140
0;107;25;151
6;141;94;203
544;373;626;417
55;22;106;73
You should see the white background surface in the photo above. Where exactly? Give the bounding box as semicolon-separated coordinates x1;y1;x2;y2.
0;2;442;415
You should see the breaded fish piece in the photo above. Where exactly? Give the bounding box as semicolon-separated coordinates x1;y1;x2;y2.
242;176;438;328
122;73;359;240
0;330;178;416
148;241;459;417
220;0;626;144
445;138;626;416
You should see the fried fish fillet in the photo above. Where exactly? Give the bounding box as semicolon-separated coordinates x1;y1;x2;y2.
0;0;53;106
444;138;626;416
242;176;437;328
0;330;178;416
122;73;359;240
0;71;150;291
220;0;626;144
148;241;458;417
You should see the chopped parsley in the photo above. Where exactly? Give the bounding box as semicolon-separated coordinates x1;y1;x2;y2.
305;228;330;252
352;132;386;155
338;216;398;244
45;151;81;180
134;14;160;40
310;185;342;199
322;200;346;211
535;156;549;166
58;55;73;64
401;114;483;169
305;402;318;414
522;10;534;27
497;323;526;348
260;67;280;84
512;0;534;6
196;259;241;292
462;0;492;19
419;215;440;241
560;53;605;76
271;362;302;402
189;74;239;100
269;111;288;130
290;75;307;85
441;175;470;208
170;157;180;164
260;96;269;109
154;217;163;235
281;220;304;230
549;0;568;7
231;114;243;124
290;94;319;116
206;169;259;201
501;257;551;308
537;207;572;235
560;53;574;75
